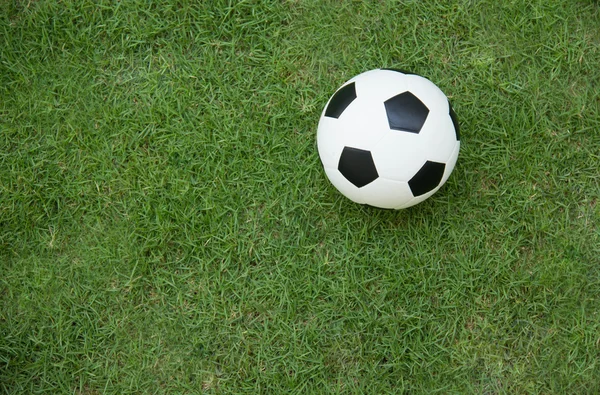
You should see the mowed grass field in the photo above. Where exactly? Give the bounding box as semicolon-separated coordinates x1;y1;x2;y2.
1;0;599;393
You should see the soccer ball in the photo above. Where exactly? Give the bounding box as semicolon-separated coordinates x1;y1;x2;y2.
317;68;460;209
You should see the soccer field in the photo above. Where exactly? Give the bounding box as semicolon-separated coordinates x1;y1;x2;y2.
1;1;599;393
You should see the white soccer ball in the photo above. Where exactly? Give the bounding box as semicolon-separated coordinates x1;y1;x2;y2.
317;69;460;209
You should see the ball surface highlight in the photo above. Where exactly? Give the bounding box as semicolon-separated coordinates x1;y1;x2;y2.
317;69;460;209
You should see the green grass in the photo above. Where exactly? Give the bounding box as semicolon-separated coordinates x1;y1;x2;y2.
1;0;599;393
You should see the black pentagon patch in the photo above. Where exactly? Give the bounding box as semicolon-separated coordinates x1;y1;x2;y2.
325;82;357;119
384;92;429;133
338;147;378;188
408;161;445;197
381;68;416;75
448;101;460;141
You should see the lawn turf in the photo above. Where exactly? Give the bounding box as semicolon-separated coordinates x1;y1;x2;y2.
1;0;600;393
